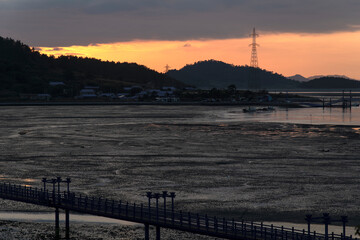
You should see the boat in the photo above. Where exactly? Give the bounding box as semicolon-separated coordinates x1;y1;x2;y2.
243;106;275;113
243;106;256;113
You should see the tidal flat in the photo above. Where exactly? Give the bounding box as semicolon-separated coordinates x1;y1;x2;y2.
0;105;359;239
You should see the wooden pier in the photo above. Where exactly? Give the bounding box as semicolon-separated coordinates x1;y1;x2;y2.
0;180;356;240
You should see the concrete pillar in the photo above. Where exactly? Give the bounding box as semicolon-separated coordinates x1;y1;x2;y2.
156;226;160;240
144;224;149;240
65;209;70;240
55;207;60;240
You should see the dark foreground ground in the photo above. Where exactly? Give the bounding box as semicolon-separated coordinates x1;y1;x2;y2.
0;105;359;239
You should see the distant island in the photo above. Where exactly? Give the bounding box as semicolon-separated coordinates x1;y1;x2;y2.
167;60;360;90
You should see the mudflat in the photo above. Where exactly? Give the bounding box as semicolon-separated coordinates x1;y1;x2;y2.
0;105;359;225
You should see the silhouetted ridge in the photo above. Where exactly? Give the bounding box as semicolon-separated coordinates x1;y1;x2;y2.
0;36;185;98
167;60;300;89
300;77;360;89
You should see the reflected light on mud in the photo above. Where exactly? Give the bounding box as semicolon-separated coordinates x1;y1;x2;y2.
23;179;36;183
352;127;360;133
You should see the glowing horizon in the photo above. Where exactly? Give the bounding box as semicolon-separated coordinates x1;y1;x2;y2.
37;30;360;80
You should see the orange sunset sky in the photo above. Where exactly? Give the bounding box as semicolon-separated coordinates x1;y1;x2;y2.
38;30;360;79
2;0;360;80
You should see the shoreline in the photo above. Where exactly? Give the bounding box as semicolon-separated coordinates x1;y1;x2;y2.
0;101;302;107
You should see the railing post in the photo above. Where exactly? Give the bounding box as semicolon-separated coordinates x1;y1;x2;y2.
188;212;191;229
303;229;306;240
146;192;151;220
265;227;267;240
126;202;129;217
133;203;136;218
197;214;200;229
180;210;183;226
162;191;167;222
85;196;88;210
141;203;143;219
98;197;101;211
78;194;82;208
244;223;247;238
118;201;122;216
111;200;115;214
215;217;218;233
205;214;209;232
155;193;160;223
235;222;237;236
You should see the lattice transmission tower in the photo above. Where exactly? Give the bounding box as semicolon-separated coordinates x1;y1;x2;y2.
164;64;171;73
249;28;259;68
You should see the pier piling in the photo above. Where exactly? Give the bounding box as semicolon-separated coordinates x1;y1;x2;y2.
144;223;149;240
55;207;60;240
156;226;161;240
65;209;70;240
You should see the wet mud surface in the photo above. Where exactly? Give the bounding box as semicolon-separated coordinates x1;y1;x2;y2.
0;105;359;238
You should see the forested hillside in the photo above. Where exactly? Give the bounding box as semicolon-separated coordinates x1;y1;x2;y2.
0;37;185;98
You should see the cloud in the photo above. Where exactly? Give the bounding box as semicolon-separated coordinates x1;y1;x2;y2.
183;43;191;47
49;47;63;51
64;52;84;56
1;0;360;46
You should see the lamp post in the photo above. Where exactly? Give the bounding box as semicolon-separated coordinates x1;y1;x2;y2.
42;176;71;240
146;192;152;219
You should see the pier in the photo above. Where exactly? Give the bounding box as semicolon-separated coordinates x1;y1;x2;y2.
0;178;357;240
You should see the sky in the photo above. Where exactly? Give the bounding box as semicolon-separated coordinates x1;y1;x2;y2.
1;0;360;79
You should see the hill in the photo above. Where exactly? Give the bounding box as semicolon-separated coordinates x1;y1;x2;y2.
308;75;351;80
167;60;301;89
288;74;309;82
0;37;185;99
300;77;360;89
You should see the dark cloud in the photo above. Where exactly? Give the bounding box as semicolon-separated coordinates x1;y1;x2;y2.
183;43;191;47
1;0;360;46
49;47;63;51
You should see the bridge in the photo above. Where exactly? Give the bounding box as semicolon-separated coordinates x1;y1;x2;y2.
0;179;356;240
